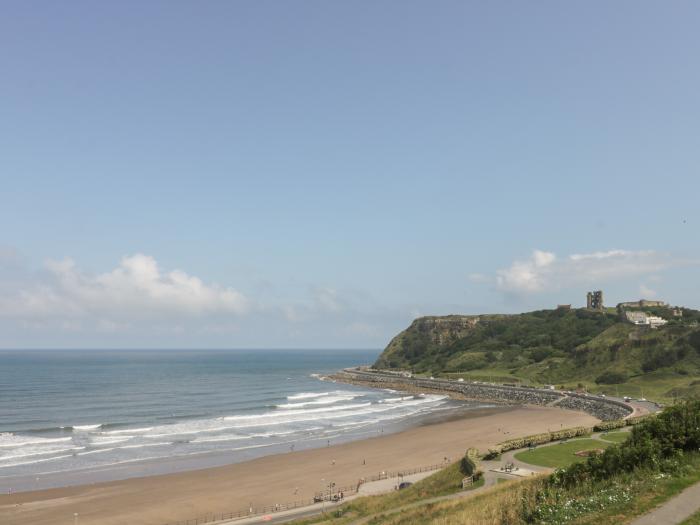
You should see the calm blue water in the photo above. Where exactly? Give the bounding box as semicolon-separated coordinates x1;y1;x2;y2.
0;350;473;491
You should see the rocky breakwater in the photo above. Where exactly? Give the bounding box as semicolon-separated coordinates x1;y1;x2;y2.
557;394;631;421
332;369;632;421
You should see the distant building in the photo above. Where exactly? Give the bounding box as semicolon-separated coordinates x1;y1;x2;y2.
648;316;668;328
625;311;649;325
617;299;668;309
672;308;683;317
624;311;668;329
557;304;571;310
587;291;604;310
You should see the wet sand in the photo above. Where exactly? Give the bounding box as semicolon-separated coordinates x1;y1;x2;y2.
0;405;598;525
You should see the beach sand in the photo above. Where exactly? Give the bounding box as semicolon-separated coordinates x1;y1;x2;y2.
0;405;598;525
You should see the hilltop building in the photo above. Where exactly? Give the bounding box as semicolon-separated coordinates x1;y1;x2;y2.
624;311;668;329
617;299;668;309
586;290;604;310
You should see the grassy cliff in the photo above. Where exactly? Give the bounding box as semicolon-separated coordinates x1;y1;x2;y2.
374;307;700;401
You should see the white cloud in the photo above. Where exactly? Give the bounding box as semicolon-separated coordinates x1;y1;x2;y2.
0;254;249;321
496;250;556;292
0;252;407;348
639;284;657;298
494;249;680;294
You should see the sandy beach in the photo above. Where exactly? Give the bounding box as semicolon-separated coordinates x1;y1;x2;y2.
0;405;598;525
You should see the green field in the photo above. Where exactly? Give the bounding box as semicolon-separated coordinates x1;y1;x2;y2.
514;439;611;468
599;431;630;443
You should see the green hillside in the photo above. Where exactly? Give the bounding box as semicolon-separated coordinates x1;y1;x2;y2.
374;307;700;402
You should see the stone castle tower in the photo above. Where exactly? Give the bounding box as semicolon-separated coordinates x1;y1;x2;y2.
587;290;604;310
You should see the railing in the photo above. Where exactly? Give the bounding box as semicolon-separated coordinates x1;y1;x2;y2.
161;463;444;525
461;475;473;488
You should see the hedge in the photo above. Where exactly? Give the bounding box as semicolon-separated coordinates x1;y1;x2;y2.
593;419;626;432
479;415;655;459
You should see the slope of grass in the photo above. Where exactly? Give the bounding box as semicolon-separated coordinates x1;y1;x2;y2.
600;431;631;444
513;439;610;468
367;454;700;525
289;460;482;524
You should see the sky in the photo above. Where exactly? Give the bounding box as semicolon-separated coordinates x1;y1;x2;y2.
1;1;699;349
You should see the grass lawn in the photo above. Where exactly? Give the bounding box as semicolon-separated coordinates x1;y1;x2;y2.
514;439;611;468
600;431;631;444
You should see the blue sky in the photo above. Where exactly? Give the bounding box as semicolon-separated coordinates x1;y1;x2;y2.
1;1;699;349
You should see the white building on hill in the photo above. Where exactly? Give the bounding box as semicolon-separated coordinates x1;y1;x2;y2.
625;311;668;328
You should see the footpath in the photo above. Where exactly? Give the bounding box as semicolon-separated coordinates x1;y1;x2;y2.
630;482;700;525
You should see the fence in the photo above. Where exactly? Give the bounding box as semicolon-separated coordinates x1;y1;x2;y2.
161;463;444;525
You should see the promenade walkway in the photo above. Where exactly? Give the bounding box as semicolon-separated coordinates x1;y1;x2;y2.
215;470;440;525
630;482;700;525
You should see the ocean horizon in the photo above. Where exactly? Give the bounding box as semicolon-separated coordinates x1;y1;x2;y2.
0;349;482;492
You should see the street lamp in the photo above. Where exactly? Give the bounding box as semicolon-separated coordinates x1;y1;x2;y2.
321;478;325;513
73;513;79;525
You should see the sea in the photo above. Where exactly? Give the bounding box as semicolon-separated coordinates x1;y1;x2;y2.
0;350;490;492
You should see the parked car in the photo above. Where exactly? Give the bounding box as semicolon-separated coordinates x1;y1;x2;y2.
398;481;413;490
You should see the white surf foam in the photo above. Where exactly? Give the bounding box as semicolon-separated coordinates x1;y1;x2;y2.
381;396;415;403
73;424;102;431
0;435;72;448
102;427;153;435
276;394;360;409
0;446;84;462
0;453;77;469
287;392;329;400
90;436;133;446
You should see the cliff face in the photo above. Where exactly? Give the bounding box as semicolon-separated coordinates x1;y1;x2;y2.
374;314;505;369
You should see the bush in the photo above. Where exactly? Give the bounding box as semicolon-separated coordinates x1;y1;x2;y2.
594;419;626;432
595;371;627;384
483;449;501;460
627;414;653;425
460;455;476;476
497;426;594;453
549;400;700;489
690;330;700;353
550;426;590;440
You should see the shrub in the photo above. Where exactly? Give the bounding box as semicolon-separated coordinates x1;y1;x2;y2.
594;419;626;432
550;426;590;440
689;330;700;353
460;455;476;476
483;449;501;460
549;400;700;489
595;371;627;384
627;414;653;425
496;426;595;453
